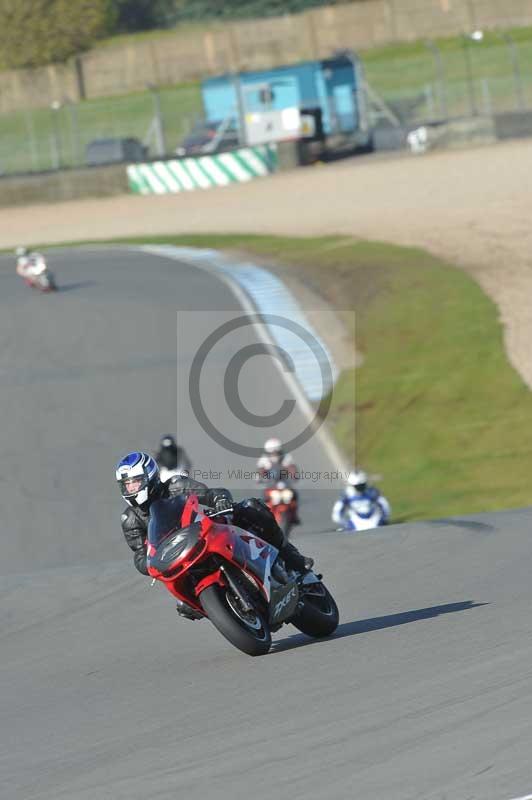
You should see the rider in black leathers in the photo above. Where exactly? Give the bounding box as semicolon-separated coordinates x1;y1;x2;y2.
118;452;312;620
154;434;192;474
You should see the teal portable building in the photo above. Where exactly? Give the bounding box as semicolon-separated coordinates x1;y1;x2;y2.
201;53;367;140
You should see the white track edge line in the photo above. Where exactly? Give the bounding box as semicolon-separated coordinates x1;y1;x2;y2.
55;242;352;476
138;244;351;476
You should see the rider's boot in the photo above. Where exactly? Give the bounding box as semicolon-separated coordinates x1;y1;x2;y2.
279;541;314;573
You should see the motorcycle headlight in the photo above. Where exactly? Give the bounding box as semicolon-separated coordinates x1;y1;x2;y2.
160;531;188;560
281;489;294;503
269;490;281;505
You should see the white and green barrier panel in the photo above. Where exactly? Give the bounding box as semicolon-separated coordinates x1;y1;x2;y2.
127;145;277;195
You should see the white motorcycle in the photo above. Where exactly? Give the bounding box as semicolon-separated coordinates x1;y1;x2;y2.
332;492;390;532
18;255;57;293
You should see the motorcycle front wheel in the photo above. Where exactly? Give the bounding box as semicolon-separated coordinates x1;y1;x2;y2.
199;584;271;656
40;273;57;292
292;582;339;638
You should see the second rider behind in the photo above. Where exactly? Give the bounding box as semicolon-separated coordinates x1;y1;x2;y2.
332;470;391;530
257;437;300;525
257;437;298;482
117;452;313;620
154;434;192;476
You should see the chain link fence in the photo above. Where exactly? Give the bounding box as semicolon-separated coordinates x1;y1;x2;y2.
2;32;532;176
378;74;532;129
0;85;201;177
365;32;532;127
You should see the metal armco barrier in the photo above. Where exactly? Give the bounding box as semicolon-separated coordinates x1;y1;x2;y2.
127;145;277;195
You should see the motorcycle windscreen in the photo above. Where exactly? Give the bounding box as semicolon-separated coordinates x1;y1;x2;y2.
148;497;201;573
147;497;188;546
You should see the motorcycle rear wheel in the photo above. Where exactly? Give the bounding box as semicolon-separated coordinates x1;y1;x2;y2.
292;582;339;638
199;584;271;656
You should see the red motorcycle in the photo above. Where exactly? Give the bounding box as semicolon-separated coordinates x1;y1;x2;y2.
264;481;298;538
147;495;339;656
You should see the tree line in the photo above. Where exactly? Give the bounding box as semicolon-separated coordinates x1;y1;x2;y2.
0;0;346;69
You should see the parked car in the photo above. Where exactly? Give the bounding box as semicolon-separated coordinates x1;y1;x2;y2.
175;120;240;157
86;138;148;167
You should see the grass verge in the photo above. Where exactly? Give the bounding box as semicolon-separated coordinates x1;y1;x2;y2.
63;232;532;522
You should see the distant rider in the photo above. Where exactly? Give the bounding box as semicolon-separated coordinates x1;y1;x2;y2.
154;434;192;476
116;451;313;620
332;470;391;529
257;437;298;483
15;246;46;280
257;437;300;523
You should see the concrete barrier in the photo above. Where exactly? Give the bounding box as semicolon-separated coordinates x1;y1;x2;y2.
127;145;277;194
0;164;129;208
494;111;532;140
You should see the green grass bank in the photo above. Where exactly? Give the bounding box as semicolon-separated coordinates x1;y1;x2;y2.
87;233;532;522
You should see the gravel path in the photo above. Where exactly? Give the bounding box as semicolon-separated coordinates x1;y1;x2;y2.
2;139;532;385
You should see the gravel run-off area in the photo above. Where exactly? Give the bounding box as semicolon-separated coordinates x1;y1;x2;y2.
1;139;531;387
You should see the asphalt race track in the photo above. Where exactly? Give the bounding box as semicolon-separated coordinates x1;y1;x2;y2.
1;249;532;800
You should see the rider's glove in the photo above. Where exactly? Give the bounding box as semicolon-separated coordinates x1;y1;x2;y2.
214;496;232;514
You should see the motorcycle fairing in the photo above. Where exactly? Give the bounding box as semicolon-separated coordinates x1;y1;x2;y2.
349;498;378;519
300;570;321;586
147;523;202;576
201;520;278;602
268;580;300;625
146;497;280;609
346;507;384;531
147;497;205;587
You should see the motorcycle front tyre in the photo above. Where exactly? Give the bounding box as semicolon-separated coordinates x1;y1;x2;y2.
199;583;271;657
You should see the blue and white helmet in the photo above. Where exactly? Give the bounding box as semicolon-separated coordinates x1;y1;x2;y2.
116;451;160;510
347;470;368;494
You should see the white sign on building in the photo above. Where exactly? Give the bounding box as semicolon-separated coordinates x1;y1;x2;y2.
244;107;301;146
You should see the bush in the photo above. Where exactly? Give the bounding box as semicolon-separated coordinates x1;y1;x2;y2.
0;0;115;68
175;0;345;22
111;0;176;32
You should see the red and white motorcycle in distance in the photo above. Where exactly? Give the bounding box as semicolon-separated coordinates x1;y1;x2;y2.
17;254;57;292
264;481;298;539
147;495;339;656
